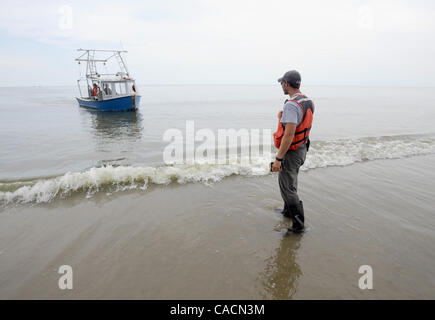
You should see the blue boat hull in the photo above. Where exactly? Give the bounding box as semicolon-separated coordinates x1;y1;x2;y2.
76;95;141;111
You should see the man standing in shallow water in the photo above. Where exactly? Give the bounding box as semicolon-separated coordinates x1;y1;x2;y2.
271;70;315;233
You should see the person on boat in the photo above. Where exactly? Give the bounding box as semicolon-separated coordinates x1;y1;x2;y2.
272;70;315;234
103;83;112;95
91;83;100;98
132;84;136;93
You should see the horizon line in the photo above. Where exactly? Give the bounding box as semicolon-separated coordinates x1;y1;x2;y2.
1;83;435;89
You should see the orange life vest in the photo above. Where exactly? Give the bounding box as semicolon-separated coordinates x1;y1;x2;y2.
273;94;314;151
92;87;99;96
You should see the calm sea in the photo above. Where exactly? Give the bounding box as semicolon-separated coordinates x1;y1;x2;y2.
1;85;435;204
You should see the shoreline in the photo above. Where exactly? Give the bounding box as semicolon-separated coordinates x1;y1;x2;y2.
0;154;434;299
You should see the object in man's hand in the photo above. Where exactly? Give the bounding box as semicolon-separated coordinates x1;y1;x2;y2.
270;162;282;172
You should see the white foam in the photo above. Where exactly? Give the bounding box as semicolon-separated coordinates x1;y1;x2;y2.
1;134;435;204
303;134;435;170
0;156;272;204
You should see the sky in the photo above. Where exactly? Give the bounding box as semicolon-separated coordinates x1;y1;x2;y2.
0;0;434;87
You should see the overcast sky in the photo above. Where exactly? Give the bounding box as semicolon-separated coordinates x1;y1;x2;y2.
0;0;434;86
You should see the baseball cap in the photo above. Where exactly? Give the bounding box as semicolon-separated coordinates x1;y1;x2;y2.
277;70;301;88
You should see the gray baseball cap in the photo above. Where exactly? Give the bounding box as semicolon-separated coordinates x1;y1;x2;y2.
278;70;301;88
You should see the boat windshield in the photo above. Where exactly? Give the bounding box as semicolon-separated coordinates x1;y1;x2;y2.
97;81;136;98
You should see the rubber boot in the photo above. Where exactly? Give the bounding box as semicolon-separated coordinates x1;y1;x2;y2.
274;202;291;218
288;201;305;233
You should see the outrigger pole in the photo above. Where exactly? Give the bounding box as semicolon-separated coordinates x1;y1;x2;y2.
75;49;130;78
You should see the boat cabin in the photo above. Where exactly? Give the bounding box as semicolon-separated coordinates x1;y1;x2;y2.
84;79;137;101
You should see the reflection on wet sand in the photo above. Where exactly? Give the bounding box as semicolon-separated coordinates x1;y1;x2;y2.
261;234;302;299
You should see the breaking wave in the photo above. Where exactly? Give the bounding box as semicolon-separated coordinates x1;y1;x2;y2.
1;133;435;204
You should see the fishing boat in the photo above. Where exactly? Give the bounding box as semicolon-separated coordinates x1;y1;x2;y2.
75;49;140;111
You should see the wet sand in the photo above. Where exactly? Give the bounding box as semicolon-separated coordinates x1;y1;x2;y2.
1;154;434;299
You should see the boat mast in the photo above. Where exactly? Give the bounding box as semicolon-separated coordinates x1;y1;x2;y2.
76;49;129;79
115;52;129;77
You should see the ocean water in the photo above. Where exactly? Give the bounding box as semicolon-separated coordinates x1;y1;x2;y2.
1;85;435;299
1;85;435;205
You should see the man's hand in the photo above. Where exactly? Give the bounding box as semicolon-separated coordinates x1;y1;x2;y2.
277;110;283;119
271;160;282;172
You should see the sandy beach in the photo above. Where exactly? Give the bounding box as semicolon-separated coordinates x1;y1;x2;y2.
1;153;434;299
